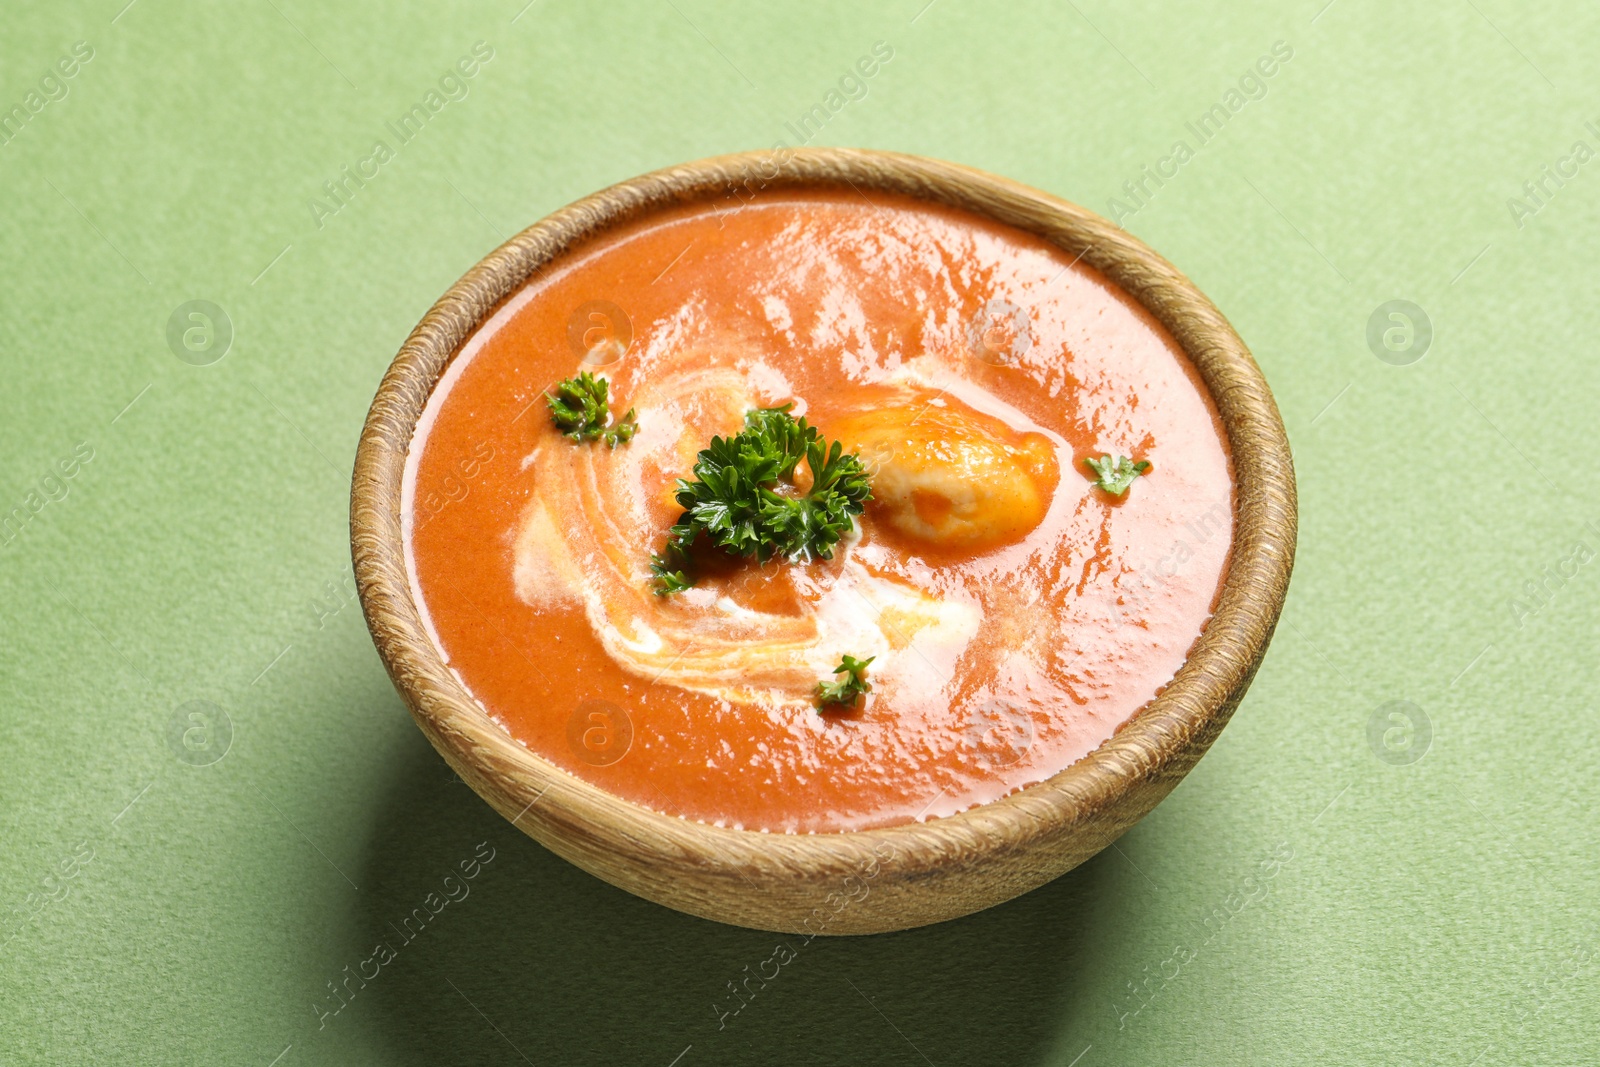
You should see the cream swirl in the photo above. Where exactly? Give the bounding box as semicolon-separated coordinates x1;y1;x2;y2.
512;348;994;710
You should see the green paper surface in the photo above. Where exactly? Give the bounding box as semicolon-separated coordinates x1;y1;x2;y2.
3;1;1598;1063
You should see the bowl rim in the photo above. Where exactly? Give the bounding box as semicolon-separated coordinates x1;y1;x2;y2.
350;147;1297;932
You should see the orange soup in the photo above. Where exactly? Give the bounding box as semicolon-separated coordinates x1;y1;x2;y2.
404;189;1232;833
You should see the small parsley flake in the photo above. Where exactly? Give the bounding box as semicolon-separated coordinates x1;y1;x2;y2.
816;654;874;709
1084;454;1151;496
546;372;638;447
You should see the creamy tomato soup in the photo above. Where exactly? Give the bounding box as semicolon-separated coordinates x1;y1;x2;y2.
404;189;1232;833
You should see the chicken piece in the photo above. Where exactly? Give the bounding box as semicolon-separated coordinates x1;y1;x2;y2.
831;396;1057;551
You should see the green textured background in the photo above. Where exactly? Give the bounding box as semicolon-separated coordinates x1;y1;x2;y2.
3;0;1597;1063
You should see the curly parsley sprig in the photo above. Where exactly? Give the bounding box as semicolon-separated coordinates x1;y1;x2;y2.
817;654;874;709
647;551;693;597
1084;454;1150;496
546;372;638;447
650;405;872;595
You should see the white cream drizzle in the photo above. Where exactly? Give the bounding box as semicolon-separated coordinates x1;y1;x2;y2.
510;347;983;710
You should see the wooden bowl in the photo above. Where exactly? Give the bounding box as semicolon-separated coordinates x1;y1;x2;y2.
351;148;1296;935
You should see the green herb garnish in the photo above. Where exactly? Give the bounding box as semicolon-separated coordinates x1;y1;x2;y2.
1084;454;1150;496
817;654;874;708
651;405;872;594
648;551;693;597
546;371;637;447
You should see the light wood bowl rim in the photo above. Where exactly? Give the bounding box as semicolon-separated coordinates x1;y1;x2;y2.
350;147;1297;934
